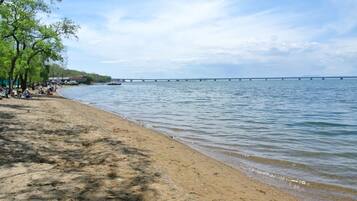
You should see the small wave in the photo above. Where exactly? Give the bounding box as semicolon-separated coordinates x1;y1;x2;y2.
249;168;357;197
249;167;309;186
291;150;357;159
216;149;314;172
174;100;195;104
152;125;185;132
293;121;353;127
314;130;357;136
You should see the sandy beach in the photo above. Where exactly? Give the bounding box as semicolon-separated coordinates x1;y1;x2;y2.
0;95;298;201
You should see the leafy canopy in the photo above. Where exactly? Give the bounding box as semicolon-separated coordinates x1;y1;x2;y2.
0;0;78;89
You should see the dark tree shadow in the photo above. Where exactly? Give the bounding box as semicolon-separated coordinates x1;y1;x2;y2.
0;110;53;167
0;112;16;120
0;135;54;167
29;95;67;100
0;108;160;201
0;103;31;111
19;138;159;201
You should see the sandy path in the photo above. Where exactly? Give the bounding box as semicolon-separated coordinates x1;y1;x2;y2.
0;96;298;201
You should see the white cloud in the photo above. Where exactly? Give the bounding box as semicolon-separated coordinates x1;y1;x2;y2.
63;0;357;77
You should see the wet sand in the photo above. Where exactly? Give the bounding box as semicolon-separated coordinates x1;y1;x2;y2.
0;95;298;201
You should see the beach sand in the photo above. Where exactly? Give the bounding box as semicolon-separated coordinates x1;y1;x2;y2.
0;95;298;201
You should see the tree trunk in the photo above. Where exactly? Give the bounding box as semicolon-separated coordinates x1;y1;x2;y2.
21;70;29;92
8;71;13;93
19;74;24;92
8;56;18;93
12;74;18;89
16;78;20;89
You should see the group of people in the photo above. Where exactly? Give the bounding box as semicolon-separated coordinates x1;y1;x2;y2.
38;85;57;96
0;87;32;99
0;85;58;100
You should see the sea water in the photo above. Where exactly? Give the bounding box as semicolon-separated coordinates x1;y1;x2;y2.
60;79;357;200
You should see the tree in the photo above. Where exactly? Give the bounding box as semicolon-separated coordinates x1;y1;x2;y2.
18;19;77;90
1;0;49;91
0;0;78;92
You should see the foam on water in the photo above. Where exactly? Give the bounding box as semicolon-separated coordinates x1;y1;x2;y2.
60;80;357;200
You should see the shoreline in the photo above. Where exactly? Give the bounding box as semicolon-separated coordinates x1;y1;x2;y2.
0;95;299;200
65;98;357;201
58;86;357;201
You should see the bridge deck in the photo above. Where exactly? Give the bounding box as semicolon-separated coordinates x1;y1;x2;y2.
112;76;357;82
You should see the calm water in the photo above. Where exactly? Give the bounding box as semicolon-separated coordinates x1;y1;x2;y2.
60;80;357;200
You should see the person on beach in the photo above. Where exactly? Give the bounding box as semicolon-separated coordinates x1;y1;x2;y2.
11;90;17;97
39;87;46;95
0;86;4;96
22;89;32;99
0;86;3;99
4;87;9;98
17;89;22;98
47;87;53;96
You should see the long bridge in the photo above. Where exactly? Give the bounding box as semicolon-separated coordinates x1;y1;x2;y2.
112;76;357;82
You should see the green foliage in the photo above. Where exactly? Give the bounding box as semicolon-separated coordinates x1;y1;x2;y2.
0;0;78;90
82;75;94;85
49;64;111;84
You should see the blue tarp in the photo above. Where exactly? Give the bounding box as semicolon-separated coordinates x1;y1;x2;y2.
0;79;19;86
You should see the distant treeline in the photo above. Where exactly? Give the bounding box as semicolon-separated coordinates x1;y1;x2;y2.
49;64;111;84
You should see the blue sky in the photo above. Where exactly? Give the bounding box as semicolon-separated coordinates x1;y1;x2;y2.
52;0;357;78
